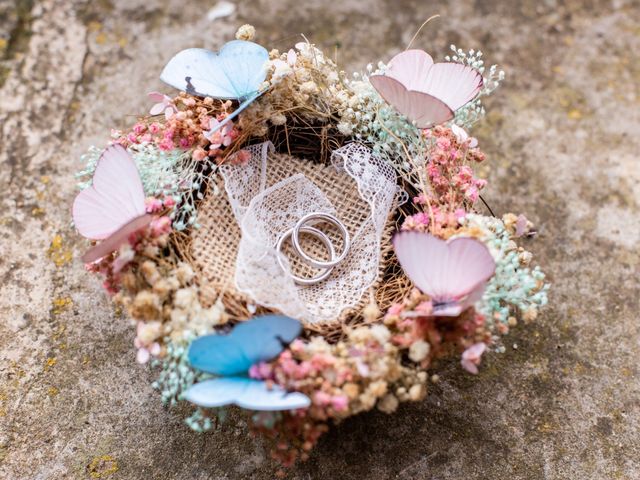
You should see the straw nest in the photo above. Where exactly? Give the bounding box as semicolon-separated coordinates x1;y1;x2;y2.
171;104;416;341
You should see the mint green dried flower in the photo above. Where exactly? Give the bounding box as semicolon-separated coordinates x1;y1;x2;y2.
462;214;549;329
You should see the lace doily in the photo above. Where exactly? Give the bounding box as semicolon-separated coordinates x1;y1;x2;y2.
219;142;397;323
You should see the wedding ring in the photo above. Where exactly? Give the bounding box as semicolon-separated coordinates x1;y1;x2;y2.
276;225;336;286
292;212;350;269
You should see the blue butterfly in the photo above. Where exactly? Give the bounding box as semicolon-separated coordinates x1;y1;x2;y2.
160;40;269;134
184;315;311;411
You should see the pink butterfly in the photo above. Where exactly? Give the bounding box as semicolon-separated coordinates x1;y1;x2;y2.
72;144;152;263
370;50;483;128
393;231;496;316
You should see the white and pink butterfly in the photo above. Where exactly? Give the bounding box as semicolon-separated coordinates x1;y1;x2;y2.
72;144;152;264
393;231;496;316
370;50;483;128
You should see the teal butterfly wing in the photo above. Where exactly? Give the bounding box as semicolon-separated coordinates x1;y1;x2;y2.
183;377;250;408
187;315;302;376
214;40;269;99
183;377;310;411
160;40;269;100
187;332;252;376
232;315;302;362
185;316;306;410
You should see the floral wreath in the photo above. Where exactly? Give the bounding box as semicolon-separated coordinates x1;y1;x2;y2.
72;24;549;470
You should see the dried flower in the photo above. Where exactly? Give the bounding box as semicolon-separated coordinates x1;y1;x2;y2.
235;24;256;41
148;92;178;119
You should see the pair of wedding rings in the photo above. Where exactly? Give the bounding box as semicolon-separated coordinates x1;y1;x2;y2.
276;212;351;286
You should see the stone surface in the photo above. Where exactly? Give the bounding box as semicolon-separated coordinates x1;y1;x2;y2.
1;0;639;478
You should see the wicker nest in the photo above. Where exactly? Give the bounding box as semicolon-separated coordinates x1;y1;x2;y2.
176;143;412;341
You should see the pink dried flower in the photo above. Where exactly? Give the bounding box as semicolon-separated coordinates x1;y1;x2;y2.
193;147;207;161
150;216;171;236
331;395;349;412
415;300;433;315
451;123;478;148
136;342;160;364
313;391;332;407
133;123;146;135
249;362;273;379
145;197;163;213
228;149;251;166
158;138;175;151
454;208;466;220
515;214;529;237
205;118;235;148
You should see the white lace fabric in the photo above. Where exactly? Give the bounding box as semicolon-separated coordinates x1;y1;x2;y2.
219;141;397;324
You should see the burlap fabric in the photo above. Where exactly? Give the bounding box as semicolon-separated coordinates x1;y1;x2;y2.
188;150;401;333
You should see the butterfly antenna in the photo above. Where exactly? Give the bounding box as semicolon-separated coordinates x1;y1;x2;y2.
270;32;307;47
406;14;441;50
479;194;496;217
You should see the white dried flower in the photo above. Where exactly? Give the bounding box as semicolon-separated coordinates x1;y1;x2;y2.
408;384;425;401
337;121;353;136
409;340;431;363
173;288;196;309
377;393;399;414
300;81;318;94
369;324;391;345
270;112;287;126
137;320;163;344
235;24;255;41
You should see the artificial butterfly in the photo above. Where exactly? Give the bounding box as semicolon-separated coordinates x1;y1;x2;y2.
184;315;311;411
160;40;269;134
72;144;152;264
370;49;483;128
393;231;496;316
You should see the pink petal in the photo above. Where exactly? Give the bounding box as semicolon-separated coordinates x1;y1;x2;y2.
515;214;529;237
148;91;165;102
149;103;165;115
462;342;487;361
137;348;150;364
461;358;479;374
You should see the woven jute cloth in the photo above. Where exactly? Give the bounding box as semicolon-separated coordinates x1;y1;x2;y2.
188;151;398;332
